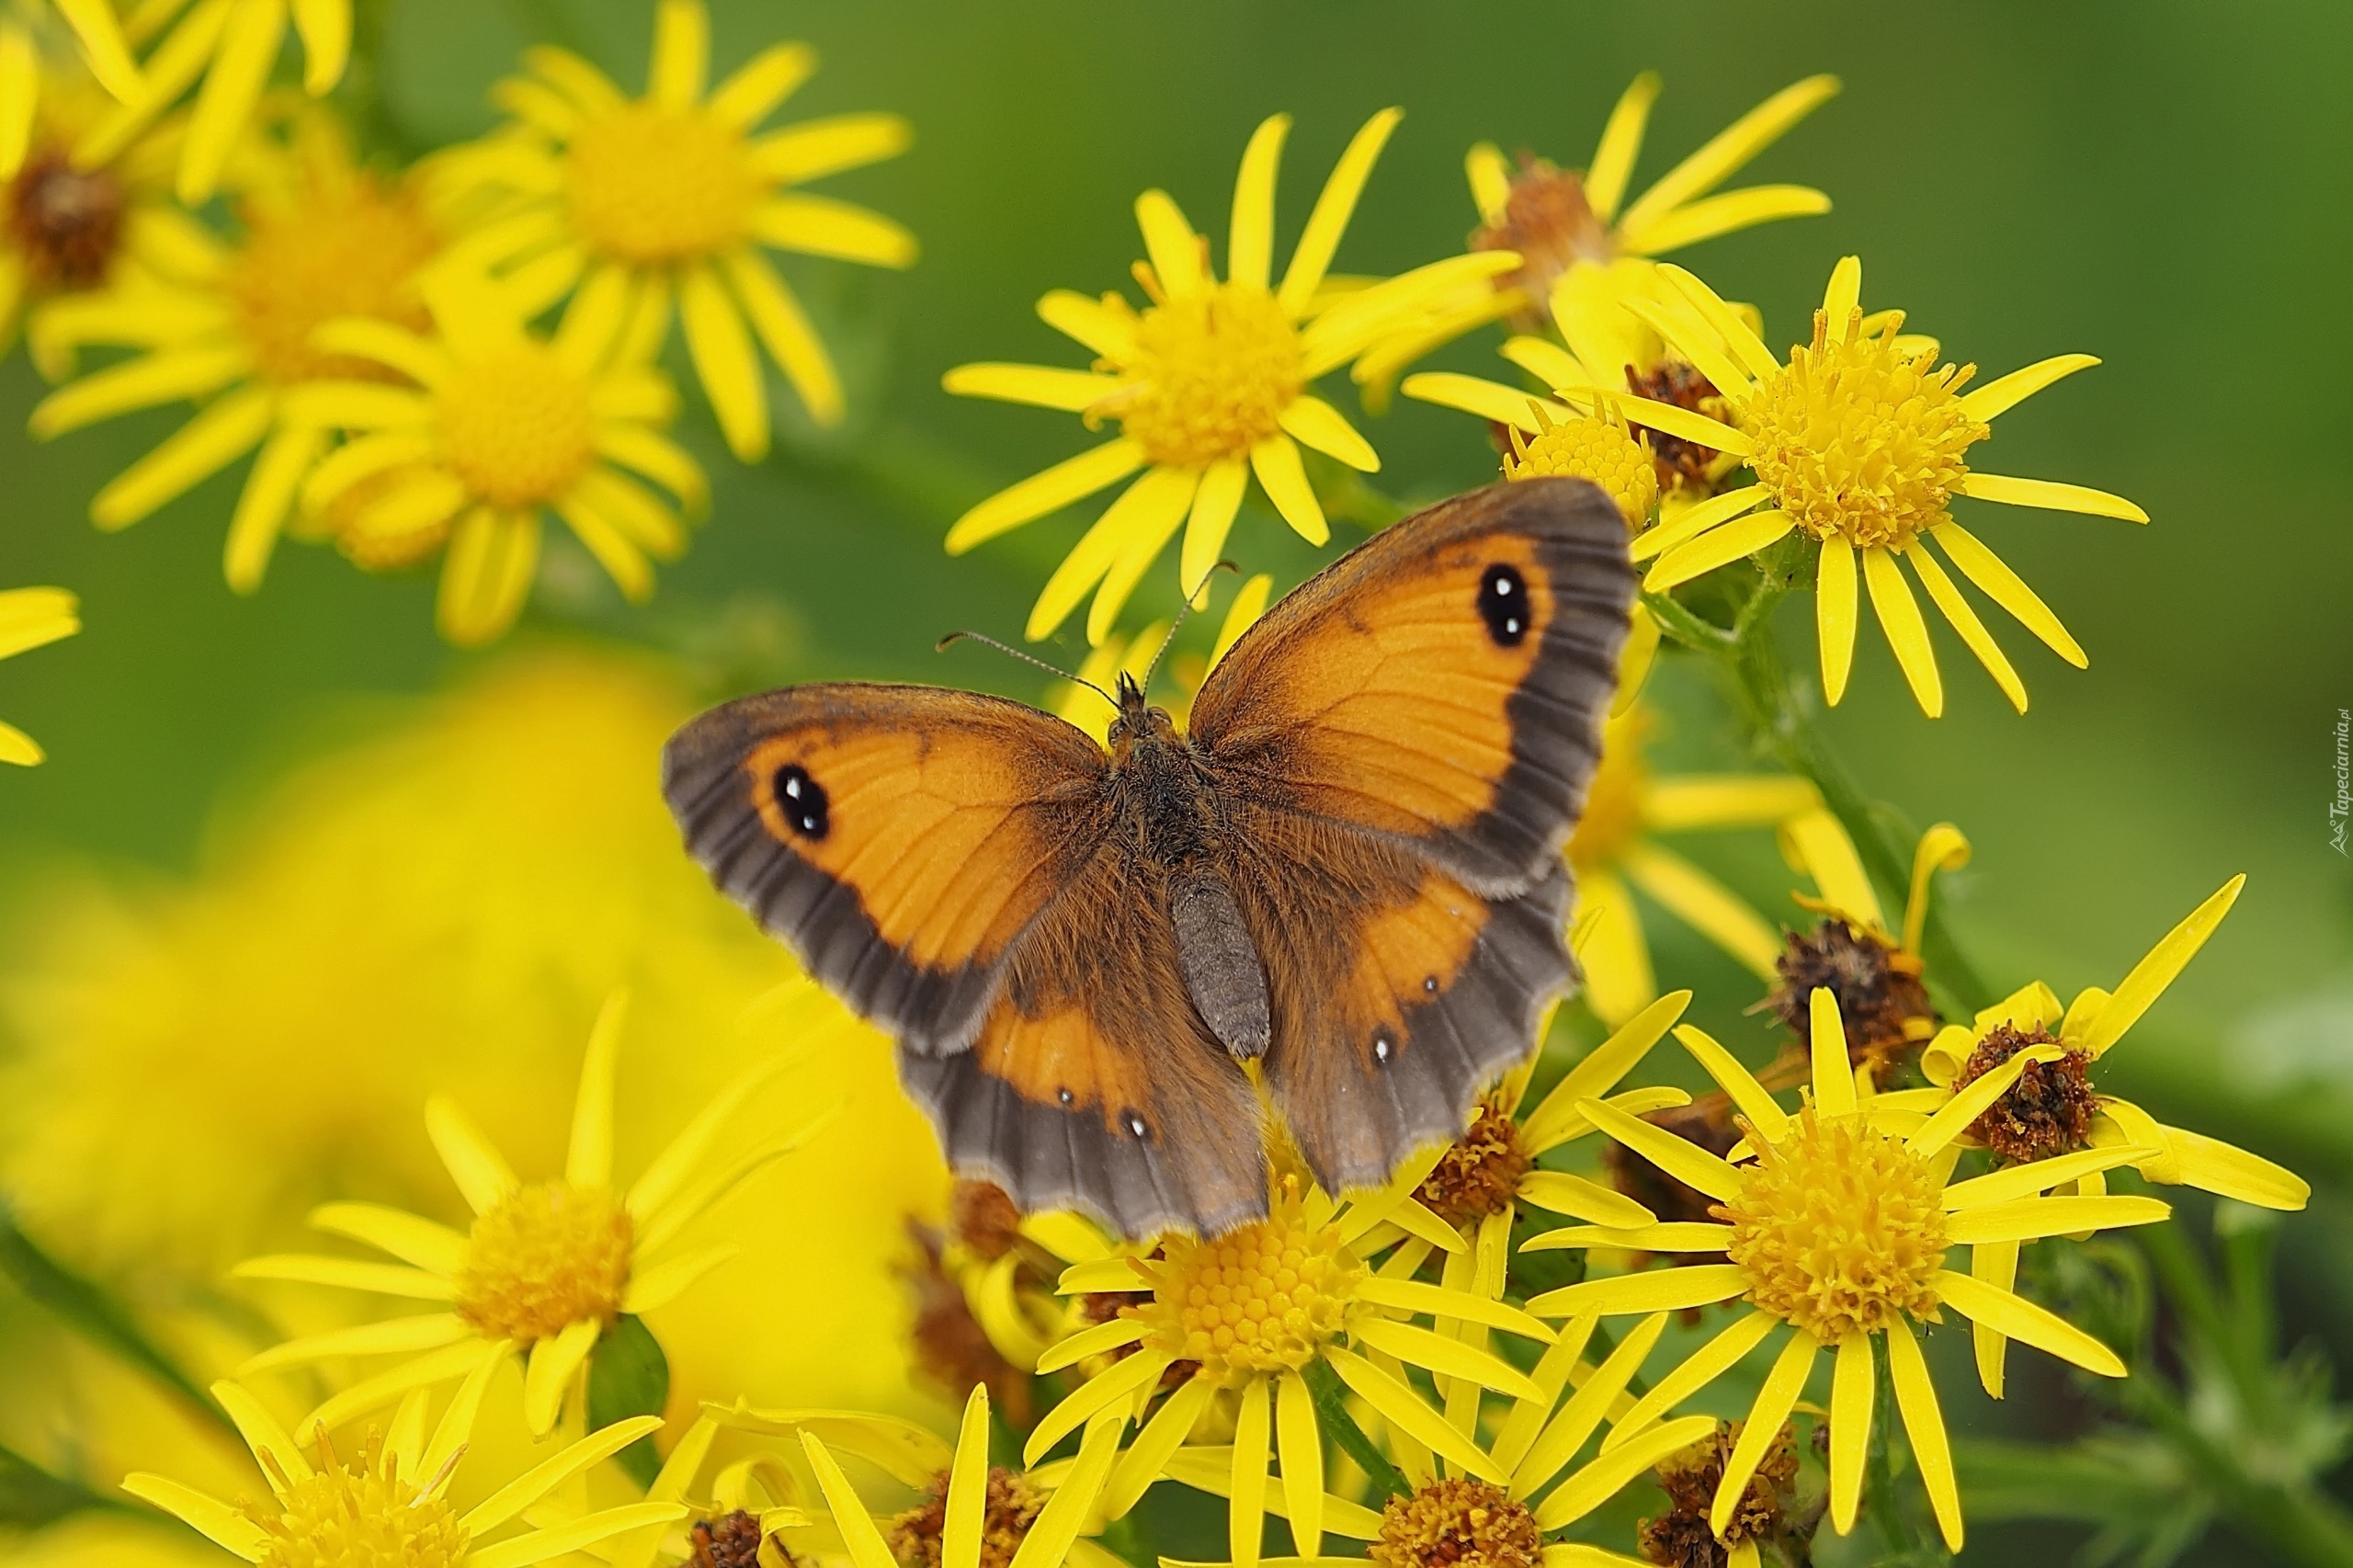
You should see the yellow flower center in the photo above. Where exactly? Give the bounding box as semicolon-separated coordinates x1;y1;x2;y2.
226;177;439;385
567;104;755;263
1369;1477;1540;1568
1503;405;1657;528
249;1436;467;1568
1721;1107;1947;1343
454;1180;632;1343
1741;312;1987;551
438;347;598;508
1133;1177;1363;1382
1114;283;1302;469
1564;710;1648;874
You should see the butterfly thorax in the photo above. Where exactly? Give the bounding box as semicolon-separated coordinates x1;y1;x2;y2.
1104;672;1215;869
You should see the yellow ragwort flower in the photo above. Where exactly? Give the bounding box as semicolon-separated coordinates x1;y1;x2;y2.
943;107;1519;644
28;107;444;585
282;263;707;644
0;0;142;178
0;585;77;763
124;1374;676;1568
1567;704;1822;1028
1894;874;2309;1397
1616;256;2148;717
231;992;830;1438
1032;1165;1551;1568
427;0;914;460
72;0;352;203
1364;70;1836;399
1529;987;2177;1553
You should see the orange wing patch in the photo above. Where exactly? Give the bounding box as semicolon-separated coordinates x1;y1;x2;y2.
665;685;1109;1056
1336;865;1490;1060
1192;478;1631;893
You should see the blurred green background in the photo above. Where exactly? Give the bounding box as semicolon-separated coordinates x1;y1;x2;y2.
0;1;2347;1560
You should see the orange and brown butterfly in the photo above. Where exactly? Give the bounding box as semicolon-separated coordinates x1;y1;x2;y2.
663;478;1635;1239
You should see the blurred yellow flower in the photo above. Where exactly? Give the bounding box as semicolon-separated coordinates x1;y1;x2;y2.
285;263;705;645
0;0;142;178
943;107;1518;643
1619;256;2147;717
1364;71;1836;392
232;991;832;1438
28;107;444;585
74;0;353;203
0;63;179;368
1566;705;1821;1028
1532;987;2173;1554
0;651;949;1425
427;0;914;460
0;585;78;763
126;1374;676;1568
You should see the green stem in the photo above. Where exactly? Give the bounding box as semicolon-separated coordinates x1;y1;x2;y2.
1302;1359;1410;1504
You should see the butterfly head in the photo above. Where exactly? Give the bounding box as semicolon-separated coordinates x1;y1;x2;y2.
1105;669;1179;759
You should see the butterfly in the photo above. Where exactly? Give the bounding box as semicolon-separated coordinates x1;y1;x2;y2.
663;477;1635;1239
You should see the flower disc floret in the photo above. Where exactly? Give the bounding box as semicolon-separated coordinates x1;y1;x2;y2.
1109;283;1304;469
1369;1477;1540;1568
438;347;600;508
1415;1094;1532;1226
566;105;755;262
1503;406;1656;527
1134;1182;1363;1381
226;179;439;385
454;1179;633;1342
1722;1107;1947;1342
1743;312;1986;551
249;1437;468;1568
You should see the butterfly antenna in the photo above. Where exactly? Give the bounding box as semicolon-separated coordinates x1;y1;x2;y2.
936;631;1116;710
1143;561;1240;689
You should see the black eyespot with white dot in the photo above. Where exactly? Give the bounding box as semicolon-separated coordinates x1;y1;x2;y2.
1372;1028;1395;1065
1476;562;1530;648
1423;975;1439;994
1124;1110;1150;1140
771;765;828;838
1058;1087;1074;1106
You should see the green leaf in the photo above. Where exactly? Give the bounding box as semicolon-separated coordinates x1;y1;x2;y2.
0;1441;130;1528
588;1314;670;1488
0;1203;227;1433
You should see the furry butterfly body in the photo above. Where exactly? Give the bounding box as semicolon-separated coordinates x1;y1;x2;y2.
664;477;1635;1237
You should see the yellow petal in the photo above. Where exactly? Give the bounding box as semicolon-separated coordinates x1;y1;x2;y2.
1465;140;1512;223
1578;1096;1742;1200
2079;875;2244;1055
1278;394;1378;472
1827;1333;1871;1534
1956;472;2147;523
1527;1264;1746;1320
1820;255;1862;342
84;385;273;530
1710;1332;1817;1536
1931;1269;2124;1376
1135;188;1205;300
707;41;816;130
1603;1308;1778;1453
722;248;846;426
943;363;1121;413
1810;989;1856;1117
121;1474;269;1559
1227;1375;1269;1568
1942;1195;2170;1245
1816;535;1858;704
796;1435;896;1568
1228;114;1290;291
1903;823;1972;959
1277;107;1402;313
1622;185;1829;258
1887;1314;1964;1551
1643;507;1790;592
2162;1123;2310;1210
1617;74;1840;241
424;1095;518;1213
1248;433;1327;546
1671;1025;1789;1143
1513;1312;1667;1498
680;262;767;460
1940;1144;2156;1210
1584;72;1659;222
1324;1346;1504;1483
1927;522;2086;666
1904;545;2025;713
1082;465;1198;645
1862;545;1942;717
1959;353;2099;423
1620;843;1780;979
946;438;1147;555
941;1388;990;1568
178;0;285;203
1399;370;1569;433
746;112;910;185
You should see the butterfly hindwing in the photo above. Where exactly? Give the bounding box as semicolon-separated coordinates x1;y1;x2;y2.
1188;476;1634;894
662;684;1111;1056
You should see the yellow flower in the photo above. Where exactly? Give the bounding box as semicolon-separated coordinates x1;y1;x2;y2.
1566;705;1822;1028
124;1375;677;1568
942;108;1518;644
28;107;444;585
1028;1161;1551;1568
283;263;706;644
1616;256;2148;717
1413;993;1689;1241
230;991;832;1438
1900;875;2309;1398
0;0;142;178
0;62;180;367
0;585;78;763
427;0;913;460
72;0;353;203
1529;987;2177;1553
1364;71;1837;397
0;652;948;1420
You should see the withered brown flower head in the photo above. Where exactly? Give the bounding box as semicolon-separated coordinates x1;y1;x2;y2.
1639;1419;1799;1565
1607;1101;1745;1233
1765;918;1935;1074
1415;1091;1532;1226
1624;359;1725;494
690;1511;772;1568
1469;155;1613;332
888;1465;1042;1568
950;1180;1024;1261
901;1219;1034;1428
1369;1476;1541;1568
1955;1023;2098;1164
9;150;126;290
